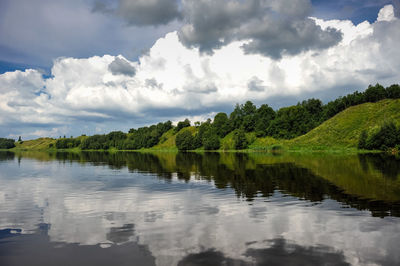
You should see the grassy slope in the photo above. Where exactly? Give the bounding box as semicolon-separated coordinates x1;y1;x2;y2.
290;99;400;149
151;127;197;151
14;138;56;150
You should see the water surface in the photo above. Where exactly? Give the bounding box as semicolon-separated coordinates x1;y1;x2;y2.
0;151;399;265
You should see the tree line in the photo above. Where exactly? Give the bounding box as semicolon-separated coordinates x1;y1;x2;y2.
175;83;400;150
3;82;396;151
58;121;174;150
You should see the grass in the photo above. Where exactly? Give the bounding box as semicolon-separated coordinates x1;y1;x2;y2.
290;99;400;148
13;137;56;150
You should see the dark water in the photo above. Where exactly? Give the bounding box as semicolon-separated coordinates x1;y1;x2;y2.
0;151;400;266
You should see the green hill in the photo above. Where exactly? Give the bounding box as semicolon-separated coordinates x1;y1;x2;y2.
14;137;56;150
290;99;400;149
151;127;196;151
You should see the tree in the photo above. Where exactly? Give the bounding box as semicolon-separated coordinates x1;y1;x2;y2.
203;129;220;150
266;105;310;139
255;104;275;137
364;83;387;102
233;129;248;150
386;84;400;99
174;119;191;133
364;122;399;150
242;101;257;132
0;138;16;149
212;112;231;137
18;136;22;142
229;103;244;129
175;130;194;150
125;121;173;149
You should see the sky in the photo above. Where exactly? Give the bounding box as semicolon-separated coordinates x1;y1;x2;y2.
0;0;399;139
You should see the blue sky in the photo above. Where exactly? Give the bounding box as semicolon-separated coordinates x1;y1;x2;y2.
0;0;399;139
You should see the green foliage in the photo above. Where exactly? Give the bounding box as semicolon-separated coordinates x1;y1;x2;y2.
192;120;211;149
255;104;275;137
125;121;172;150
174;119;191;133
175;130;194;150
265;99;323;139
0;138;16;149
363;122;400;150
212;112;231;137
386;84;400;99
364;83;387;103
106;131;127;149
233;128;248;150
229;104;244;129
55;138;81;149
81;134;109;150
293;99;400;148
202;128;220;150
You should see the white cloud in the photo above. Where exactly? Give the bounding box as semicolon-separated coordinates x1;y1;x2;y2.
0;5;399;138
377;4;396;22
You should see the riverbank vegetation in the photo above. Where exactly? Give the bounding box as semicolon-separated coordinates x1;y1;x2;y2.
4;83;400;153
0;138;15;149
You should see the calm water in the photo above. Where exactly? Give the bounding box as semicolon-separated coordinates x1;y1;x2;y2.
0;151;400;266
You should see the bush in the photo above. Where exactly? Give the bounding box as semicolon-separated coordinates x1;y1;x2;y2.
126;121;172;149
175;130;194;151
233;129;248;150
0;138;15;149
363;122;399;150
202;129;220;150
56;138;81;149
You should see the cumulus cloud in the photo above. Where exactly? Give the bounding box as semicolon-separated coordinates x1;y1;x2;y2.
178;0;343;59
108;56;136;77
93;0;182;26
0;5;399;138
377;4;396;22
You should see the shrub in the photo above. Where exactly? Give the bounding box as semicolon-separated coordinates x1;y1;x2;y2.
0;138;15;149
233;129;248;150
175;130;194;151
203;129;220;150
362;122;399;150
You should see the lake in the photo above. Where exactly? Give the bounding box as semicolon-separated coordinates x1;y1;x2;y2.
0;151;400;266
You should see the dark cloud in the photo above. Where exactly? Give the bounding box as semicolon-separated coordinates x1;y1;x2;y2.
185;84;218;94
240;18;343;59
248;76;267;92
178;0;262;53
145;78;163;89
178;0;342;58
93;0;182;26
108;57;136;76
